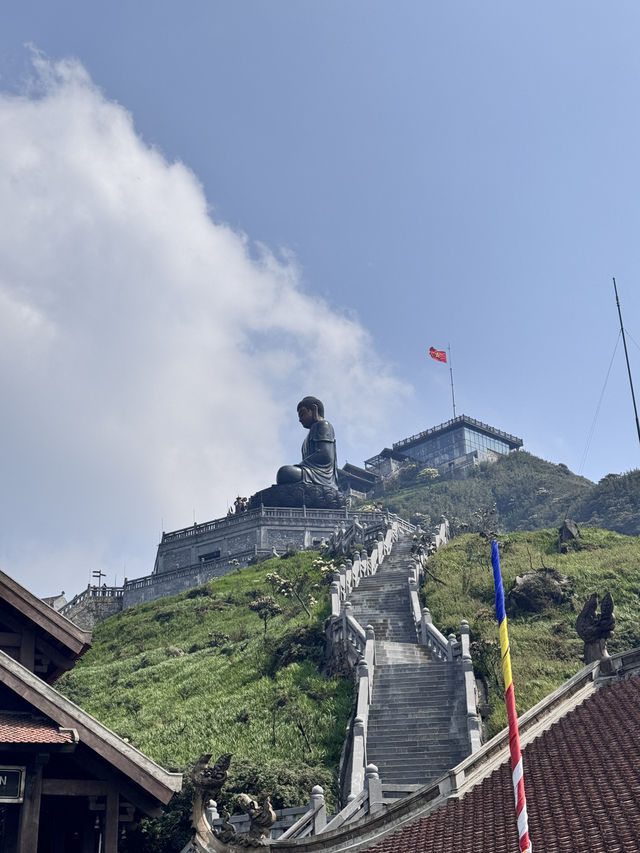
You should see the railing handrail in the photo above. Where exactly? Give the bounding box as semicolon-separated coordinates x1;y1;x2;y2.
276;801;325;841
161;507;390;544
322;788;368;834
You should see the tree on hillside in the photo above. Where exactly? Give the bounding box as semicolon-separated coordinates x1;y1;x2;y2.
249;596;282;636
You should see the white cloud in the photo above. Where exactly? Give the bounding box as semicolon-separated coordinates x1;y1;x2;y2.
0;55;410;597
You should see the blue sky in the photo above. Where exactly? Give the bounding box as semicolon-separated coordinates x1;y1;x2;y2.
1;3;640;595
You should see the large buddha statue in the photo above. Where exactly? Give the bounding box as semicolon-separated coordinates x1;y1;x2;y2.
277;397;339;489
248;396;344;509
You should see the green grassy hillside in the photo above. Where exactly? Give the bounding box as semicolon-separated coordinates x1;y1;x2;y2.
57;552;352;850
367;451;640;535
422;527;640;737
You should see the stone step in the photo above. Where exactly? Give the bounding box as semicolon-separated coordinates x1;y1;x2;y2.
368;716;462;726
368;753;467;766
367;751;468;766
368;730;464;740
369;738;465;747
371;683;459;690
372;676;461;687
368;744;470;757
368;739;469;749
373;675;461;684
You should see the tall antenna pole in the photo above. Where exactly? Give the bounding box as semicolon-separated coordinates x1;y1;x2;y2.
613;277;640;446
448;343;457;419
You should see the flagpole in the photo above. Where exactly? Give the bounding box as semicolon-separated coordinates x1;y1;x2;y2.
448;343;456;419
613;278;640;446
491;541;532;853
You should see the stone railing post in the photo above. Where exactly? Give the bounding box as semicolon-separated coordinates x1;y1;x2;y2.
369;548;378;573
351;553;360;586
421;607;429;645
365;764;383;815
349;716;366;800
343;602;353;649
345;559;353;595
408;577;422;629
206;799;219;825
447;633;456;663
339;563;347;596
310;785;327;834
356;659;369;722
365;625;376;687
330;580;341;619
461;620;482;753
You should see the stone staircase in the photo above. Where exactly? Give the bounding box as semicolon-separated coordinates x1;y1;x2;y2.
348;536;470;786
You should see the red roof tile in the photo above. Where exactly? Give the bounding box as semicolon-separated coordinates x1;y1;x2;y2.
0;712;75;744
363;674;640;853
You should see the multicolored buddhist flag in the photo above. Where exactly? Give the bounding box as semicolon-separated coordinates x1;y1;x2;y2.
491;540;532;853
429;346;447;363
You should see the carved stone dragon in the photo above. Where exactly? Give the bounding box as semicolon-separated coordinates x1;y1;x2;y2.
576;592;615;664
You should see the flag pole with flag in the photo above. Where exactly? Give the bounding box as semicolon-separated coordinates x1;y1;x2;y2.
491;540;532;853
428;345;457;418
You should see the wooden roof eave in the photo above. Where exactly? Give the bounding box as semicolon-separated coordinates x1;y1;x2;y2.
0;571;91;659
0;650;182;806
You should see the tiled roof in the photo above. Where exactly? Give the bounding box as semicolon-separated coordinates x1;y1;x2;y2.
0;711;75;744
363;674;640;853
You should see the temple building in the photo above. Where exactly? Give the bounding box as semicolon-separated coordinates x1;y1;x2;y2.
0;570;181;851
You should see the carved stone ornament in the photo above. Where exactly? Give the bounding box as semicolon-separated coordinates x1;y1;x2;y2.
576;592;615;663
236;793;276;841
192;753;232;802
190;754;276;851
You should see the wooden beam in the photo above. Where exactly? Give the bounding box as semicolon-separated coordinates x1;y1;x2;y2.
0;610;76;679
104;785;119;853
76;749;165;817
42;779;109;796
19;629;35;672
17;757;45;853
35;634;76;672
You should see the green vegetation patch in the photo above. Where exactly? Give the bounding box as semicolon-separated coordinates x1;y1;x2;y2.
58;553;353;816
364;452;640;536
422;528;640;737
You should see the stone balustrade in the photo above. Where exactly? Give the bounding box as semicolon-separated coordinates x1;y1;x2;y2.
60;584;124;618
407;518;482;756
325;520;401;809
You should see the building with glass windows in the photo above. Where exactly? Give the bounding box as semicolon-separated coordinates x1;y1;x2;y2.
364;414;523;479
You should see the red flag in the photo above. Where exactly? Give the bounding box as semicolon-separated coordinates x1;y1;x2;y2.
429;346;447;363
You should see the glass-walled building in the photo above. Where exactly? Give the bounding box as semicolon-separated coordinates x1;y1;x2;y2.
365;414;522;479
